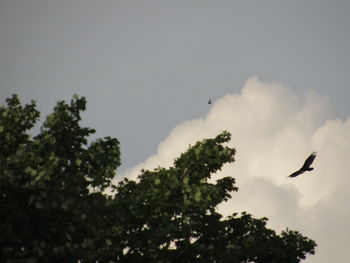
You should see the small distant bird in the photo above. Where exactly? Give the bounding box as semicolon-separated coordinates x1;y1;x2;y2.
208;99;212;104
288;152;317;178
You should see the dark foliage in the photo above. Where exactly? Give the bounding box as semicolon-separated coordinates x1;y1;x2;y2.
0;95;316;262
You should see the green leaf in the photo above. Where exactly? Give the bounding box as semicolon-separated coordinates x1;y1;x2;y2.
35;201;43;209
106;239;112;246
2;110;8;118
194;190;202;201
183;176;189;185
75;159;82;166
154;178;161;185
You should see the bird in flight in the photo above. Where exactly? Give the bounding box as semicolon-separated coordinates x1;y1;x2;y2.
288;152;317;178
208;99;212;104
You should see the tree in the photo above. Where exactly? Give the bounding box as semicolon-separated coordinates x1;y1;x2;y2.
0;95;316;262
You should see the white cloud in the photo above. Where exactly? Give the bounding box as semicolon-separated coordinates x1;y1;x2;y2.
122;77;350;263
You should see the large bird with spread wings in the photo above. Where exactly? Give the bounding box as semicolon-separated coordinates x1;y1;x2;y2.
288;152;317;178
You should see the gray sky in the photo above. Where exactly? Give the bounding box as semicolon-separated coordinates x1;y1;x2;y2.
1;1;350;262
1;0;350;170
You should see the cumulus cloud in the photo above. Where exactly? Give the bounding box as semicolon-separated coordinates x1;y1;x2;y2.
122;77;350;263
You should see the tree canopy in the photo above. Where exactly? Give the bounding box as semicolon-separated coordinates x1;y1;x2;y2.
0;95;316;262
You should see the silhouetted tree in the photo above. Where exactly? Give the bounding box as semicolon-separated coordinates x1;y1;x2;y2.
0;95;316;262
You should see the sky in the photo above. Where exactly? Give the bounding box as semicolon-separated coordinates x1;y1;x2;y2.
1;1;350;262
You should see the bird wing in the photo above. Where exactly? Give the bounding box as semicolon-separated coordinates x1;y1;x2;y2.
288;169;304;178
301;152;317;170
